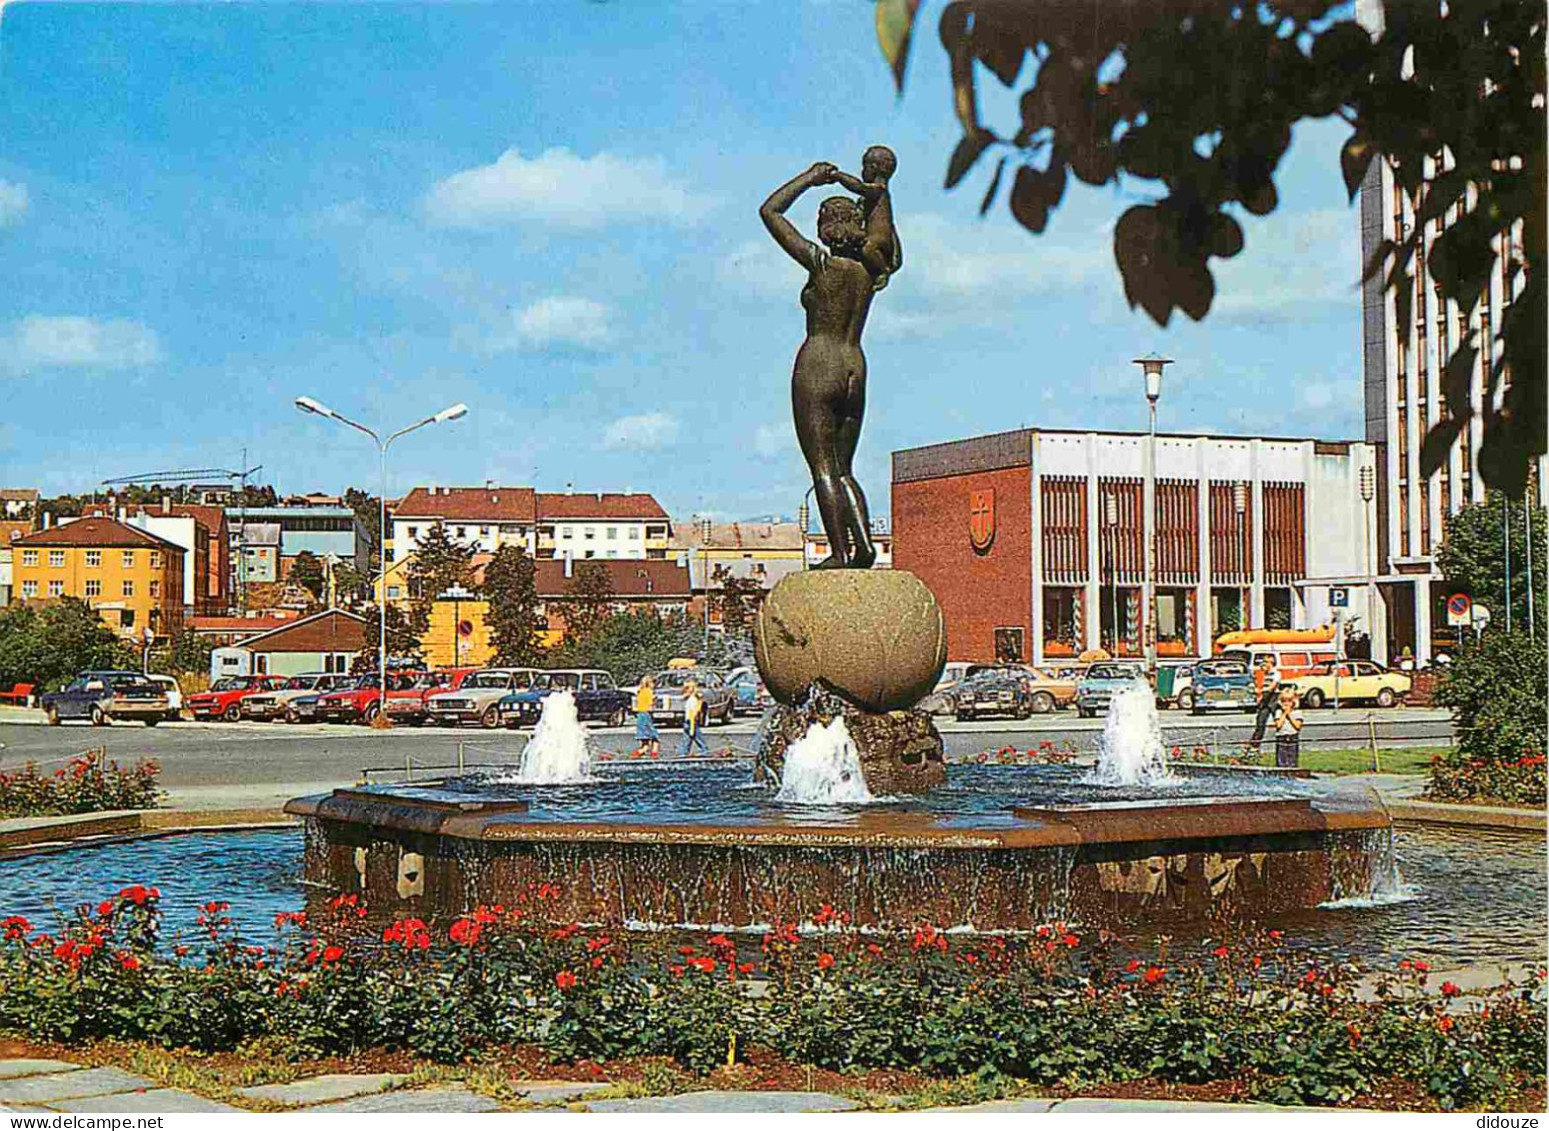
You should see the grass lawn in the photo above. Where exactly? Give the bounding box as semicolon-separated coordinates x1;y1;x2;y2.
1287;746;1443;775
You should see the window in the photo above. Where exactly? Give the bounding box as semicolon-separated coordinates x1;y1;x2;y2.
560;527;572;539
20;580;36;598
20;550;37;567
84;579;101;597
122;551;136;568
122;580;135;598
47;580;63;597
606;527;617;539
85;550;101;567
584;528;595;540
456;526;468;538
993;627;1025;662
48;550;65;568
481;526;491;537
150;580;160;598
407;526;419;539
150;551;162;568
120;609;135;628
387;585;401;599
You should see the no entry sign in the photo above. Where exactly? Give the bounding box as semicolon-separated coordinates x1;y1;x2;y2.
1446;593;1472;627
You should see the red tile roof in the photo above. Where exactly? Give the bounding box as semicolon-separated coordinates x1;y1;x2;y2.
91;503;229;537
188;614;300;636
0;520;32;545
534;558;690;598
14;516;184;551
394;487;537;522
536;492;668;521
243;608;367;653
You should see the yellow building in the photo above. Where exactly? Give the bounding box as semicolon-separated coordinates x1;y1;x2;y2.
12;517;186;641
421;596;495;669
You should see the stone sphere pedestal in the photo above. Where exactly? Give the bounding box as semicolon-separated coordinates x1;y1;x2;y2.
754;569;949;794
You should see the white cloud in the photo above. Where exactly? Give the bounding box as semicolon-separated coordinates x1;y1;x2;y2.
1211;209;1361;321
1299;381;1338;410
5;315;162;371
492;295;613;352
424;147;714;229
603;411;680;450
0;181;27;227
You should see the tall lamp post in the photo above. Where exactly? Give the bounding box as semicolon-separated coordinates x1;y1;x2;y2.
295;397;468;712
1132;354;1172;683
1233;481;1249;632
1359;465;1376;660
1103;491;1119;652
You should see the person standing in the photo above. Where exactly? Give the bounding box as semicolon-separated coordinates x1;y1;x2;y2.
633;674;660;759
680;679;710;757
1272;685;1305;768
1248;655;1282;750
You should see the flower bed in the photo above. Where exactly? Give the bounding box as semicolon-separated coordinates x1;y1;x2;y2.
1426;752;1547;808
0;888;1543;1110
0;749;161;818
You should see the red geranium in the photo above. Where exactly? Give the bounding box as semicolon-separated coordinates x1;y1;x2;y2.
555;970;577;990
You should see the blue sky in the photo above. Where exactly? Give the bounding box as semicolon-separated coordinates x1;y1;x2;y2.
0;1;1364;520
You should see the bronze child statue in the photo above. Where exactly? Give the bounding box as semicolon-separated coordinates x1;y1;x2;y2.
759;145;901;569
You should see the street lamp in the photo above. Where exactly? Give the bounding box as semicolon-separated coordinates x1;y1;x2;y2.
1359;465;1377;661
1132;354;1172;681
295;396;469;716
1233;481;1249;633
1103;491;1119;652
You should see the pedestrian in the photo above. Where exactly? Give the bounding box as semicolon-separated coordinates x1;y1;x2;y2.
680;679;710;757
1248;655;1281;751
1272;685;1305;768
633;674;660;758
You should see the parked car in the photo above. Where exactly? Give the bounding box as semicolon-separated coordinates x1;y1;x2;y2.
186;675;288;721
382;668;477;726
725;668;774;716
144;673;184;721
1283;660;1412;709
426;668;540;728
1074;663;1147;717
316;670;427;724
955;669;1032;721
241;672;356;722
647;668;734;727
1182;659;1257;715
965;663;1076;714
498;669;632;729
42;671;170;727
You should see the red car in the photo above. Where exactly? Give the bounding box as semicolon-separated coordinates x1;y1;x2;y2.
381;668;479;726
315;671;428;724
186;675;288;721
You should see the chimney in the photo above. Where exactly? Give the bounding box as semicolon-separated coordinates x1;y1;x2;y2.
485;479;494;491
565;482;574;495
42;511;52;530
161;495;171;515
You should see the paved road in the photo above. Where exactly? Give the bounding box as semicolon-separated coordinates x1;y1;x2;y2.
0;706;1453;800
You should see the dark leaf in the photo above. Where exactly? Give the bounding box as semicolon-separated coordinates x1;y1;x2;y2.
1430;208;1502;306
1205;212;1245;260
937;1;968;50
945;128;996;190
1441;340;1479;421
971;12;1025;86
1008;163;1065;235
1340;133;1375;201
1114;203;1214;325
1419;415;1466;478
979;156;1007;217
1360;237;1394;284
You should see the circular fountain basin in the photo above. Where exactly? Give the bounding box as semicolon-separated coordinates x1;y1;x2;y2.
286;764;1393;933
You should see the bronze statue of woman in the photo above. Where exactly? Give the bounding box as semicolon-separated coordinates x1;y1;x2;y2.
759;146;900;569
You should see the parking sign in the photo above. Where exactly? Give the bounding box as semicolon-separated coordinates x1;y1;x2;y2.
1329;587;1349;608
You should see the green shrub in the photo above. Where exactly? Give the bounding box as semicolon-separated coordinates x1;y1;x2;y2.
1429;630;1547;805
0;749;161;818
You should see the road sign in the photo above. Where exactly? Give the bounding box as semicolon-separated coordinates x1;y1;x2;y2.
1471;603;1491;628
1330;587;1349;608
1446;593;1472;627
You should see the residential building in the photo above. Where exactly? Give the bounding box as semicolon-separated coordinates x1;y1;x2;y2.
1355;5;1546;661
803;524;894;569
0;521;30;606
390;486;538;561
0;489;38;519
213;608;365;678
187;611;305;647
11;516;186;641
79;498;227;613
235;522;281;584
535;492;671;560
671;518;806;624
534;557;692;640
892;428;1378;665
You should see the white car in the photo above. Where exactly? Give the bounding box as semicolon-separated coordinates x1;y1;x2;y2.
145;674;183;721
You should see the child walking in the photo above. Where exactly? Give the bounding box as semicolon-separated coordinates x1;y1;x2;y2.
679;679;710;758
633;674;660;758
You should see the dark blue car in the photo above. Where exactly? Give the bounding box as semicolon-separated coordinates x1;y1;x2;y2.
41;670;169;727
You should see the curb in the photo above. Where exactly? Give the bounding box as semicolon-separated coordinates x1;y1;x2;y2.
0;807;299;854
1387;799;1545;831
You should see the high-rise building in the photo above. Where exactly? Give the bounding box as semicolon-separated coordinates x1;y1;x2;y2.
1356;1;1544;662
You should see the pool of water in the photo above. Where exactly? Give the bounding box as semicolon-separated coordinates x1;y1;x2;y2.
0;767;1542;971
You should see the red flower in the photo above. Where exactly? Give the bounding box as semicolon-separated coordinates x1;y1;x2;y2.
97;901;115;918
382;918;432;950
274;911;307;930
1440;981;1461;998
1212;946;1230;958
117;952;141;970
668;964;686;978
817;952;835;970
1413;960;1430;973
321;945;345;964
1063;934;1080;949
1125;959;1143;974
590;955;604;969
678;945;697;957
449;917;483;948
707;933;732;948
1267;930;1282;941
1437;1015;1455;1033
1143;966;1167;984
119;885;153;906
738;962;755;974
866;943;883;956
555;970;577;990
689;955;716;973
2;916;31;941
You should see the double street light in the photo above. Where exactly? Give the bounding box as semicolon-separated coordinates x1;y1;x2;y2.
295;397;469;715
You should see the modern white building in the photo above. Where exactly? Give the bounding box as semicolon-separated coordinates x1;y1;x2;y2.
390;486;538;561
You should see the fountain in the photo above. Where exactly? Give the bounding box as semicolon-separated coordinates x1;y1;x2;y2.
286;142;1393;933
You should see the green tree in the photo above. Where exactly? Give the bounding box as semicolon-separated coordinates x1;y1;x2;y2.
160;628;213;677
876;0;1544;495
549;611;706;685
556;561;615;643
331;560;371;607
713;572;763;639
1436;493;1547;636
482;544;542;667
0;600;136;691
289;551;326;602
1429;629;1546;803
357;603;427;672
344;487;381;573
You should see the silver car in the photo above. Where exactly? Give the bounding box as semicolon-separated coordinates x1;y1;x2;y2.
425;668;540;728
242;672;356;722
647;669;734;727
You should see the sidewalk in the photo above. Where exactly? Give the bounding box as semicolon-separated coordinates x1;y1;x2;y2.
0;1058;1367;1113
